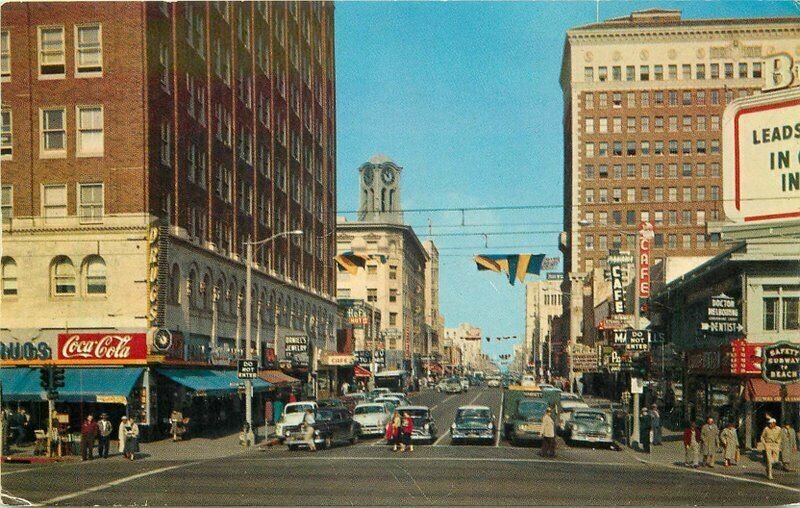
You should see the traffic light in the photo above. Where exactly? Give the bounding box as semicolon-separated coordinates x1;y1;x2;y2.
52;367;65;389
632;355;649;378
39;367;51;390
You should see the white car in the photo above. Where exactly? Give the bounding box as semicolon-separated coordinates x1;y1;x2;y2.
486;377;501;388
374;396;405;413
275;401;318;441
353;403;392;437
460;378;469;392
386;392;412;406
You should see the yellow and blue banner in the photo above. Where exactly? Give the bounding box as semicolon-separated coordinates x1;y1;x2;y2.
474;254;547;285
334;252;388;275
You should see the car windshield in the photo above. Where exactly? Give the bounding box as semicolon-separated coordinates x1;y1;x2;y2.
285;404;315;414
457;408;490;420
518;401;548;419
574;412;607;423
354;406;384;415
315;410;334;421
405;409;429;419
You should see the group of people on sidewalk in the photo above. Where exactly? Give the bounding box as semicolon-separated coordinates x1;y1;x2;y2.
683;416;798;480
79;413;140;461
385;411;415;453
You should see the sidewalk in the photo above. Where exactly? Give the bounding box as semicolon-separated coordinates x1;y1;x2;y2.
627;427;800;488
2;425;277;464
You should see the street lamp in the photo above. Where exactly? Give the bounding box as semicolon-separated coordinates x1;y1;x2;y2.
243;229;303;446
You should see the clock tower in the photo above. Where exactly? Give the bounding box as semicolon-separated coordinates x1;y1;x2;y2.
358;155;403;224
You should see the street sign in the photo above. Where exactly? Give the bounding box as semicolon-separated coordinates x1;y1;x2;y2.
612;329;651;351
707;294;740;323
700;322;744;333
761;342;800;385
237;360;258;379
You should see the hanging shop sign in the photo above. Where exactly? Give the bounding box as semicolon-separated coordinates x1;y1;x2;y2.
700;293;743;334
285;336;309;368
146;225;160;327
0;340;53;362
609;263;626;315
638;222;653;311
321;353;354;367
57;333;148;362
723;86;800;224
731;339;764;375
761;341;800;385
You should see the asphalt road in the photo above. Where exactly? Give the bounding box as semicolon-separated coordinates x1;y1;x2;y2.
2;387;798;506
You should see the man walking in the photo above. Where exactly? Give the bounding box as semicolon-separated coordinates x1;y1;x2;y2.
80;414;99;461
650;405;662;445
761;418;783;480
683;421;700;468
780;423;797;472
301;409;316;452
540;407;556;458
97;413;113;459
720;422;739;467
700;417;720;467
639;408;652;453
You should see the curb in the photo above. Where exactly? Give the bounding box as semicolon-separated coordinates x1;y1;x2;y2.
1;455;79;464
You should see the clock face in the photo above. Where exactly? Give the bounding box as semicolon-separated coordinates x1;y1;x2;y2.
363;167;374;185
381;167;395;184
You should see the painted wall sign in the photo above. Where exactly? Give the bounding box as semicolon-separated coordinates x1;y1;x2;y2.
57;333;148;362
0;341;52;361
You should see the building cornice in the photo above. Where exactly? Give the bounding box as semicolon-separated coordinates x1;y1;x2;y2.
567;21;800;44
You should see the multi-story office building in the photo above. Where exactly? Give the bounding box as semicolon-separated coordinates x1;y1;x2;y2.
0;1;337;436
558;9;800;355
525;276;564;377
423;240;443;358
336;156;428;371
444;324;483;371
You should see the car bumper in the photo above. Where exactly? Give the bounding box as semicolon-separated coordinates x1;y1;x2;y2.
410;431;435;442
511;430;544;443
451;430;494;441
572;434;613;444
357;425;384;436
285;434;325;447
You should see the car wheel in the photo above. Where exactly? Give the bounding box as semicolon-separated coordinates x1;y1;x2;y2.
350;427;359;445
323;436;332;450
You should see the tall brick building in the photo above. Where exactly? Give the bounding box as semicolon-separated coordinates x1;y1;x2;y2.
558;10;800;367
0;1;337;435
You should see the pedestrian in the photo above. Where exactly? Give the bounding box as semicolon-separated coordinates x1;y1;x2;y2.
760;418;783;480
700;417;720;467
169;409;185;441
97;413;113;459
8;409;23;449
118;416;128;457
401;411;414;453
650;404;662;445
540;407;556;458
288;392;297;404
720;422;739;467
780;423;797;472
389;411;402;452
80;414;99;461
639;408;652;453
683;421;701;468
123;417;140;460
301;409;316;452
341;381;350;396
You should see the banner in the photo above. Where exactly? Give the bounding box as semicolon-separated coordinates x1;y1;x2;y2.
475;253;547;285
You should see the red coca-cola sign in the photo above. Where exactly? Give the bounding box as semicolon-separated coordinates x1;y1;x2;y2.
57;333;148;362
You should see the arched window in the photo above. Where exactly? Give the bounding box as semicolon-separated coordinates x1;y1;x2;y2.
52;256;76;295
1;257;18;296
381;188;386;212
202;273;212;310
84;256;106;295
187;269;197;308
169;264;181;304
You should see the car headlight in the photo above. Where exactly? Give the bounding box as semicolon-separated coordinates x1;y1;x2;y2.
314;430;320;436
285;430;291;437
488;422;494;430
605;425;613;434
518;424;529;431
424;423;430;431
451;423;457;431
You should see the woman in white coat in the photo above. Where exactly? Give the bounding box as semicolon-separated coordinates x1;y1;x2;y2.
118;416;128;457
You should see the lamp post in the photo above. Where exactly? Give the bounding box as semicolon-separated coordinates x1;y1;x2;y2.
243;229;303;446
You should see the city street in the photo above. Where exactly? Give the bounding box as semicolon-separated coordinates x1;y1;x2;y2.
2;388;798;506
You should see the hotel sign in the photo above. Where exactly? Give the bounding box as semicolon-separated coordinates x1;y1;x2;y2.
723;86;800;224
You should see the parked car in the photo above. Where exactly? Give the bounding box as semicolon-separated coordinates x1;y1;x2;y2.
450;405;496;445
374;396;405;413
444;378;463;394
399;406;438;444
563;408;614;446
558;399;591;433
275;401;318;441
352;403;392;437
286;407;360;450
436;379;448;392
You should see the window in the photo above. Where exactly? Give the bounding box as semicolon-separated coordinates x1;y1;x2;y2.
784;298;800;330
598;235;607;250
641;164;650;179
626;188;635;203
697;116;706;132
389;289;398;303
697;163;706;177
389;312;397;326
612;92;622;108
613;164;622;179
598;164;608;178
682;141;692;155
711;115;720;131
598;94;607;108
653;65;663;80
41;108;66;156
669;116;677;132
654;210;663;225
584;67;593;82
598;211;608;226
598;142;608;157
682;234;691;249
626;164;636;178
668;64;677;80
38;26;65;76
626;66;635;81
75;24;102;75
654;234;664;248
1;109;11;157
682;210;691;224
724;63;733;79
627;210;636;224
641;141;650;156
682;116;692;131
682;64;691;80
613;141;622;157
668;187;677;201
655;187;664;202
52;256;76;295
598;66;607;82
612;210;621;225
612;188;621;202
585;142;594;158
697;210;706;225
78;183;103;221
668;91;678;107
84;256;106;294
641;92;649;107
654;141;664;156
584;164;594;179
710;140;720;154
640;187;649;202
367;288;377;303
389;265;397;280
598;118;607;133
585;189;594;203
612;66;621;81
696;64;706;80
668;210;677;225
43;184;67;219
640;65;649;81
1;30;9;80
753;62;762;79
612;117;621;133
626;92;636;108
160;120;171;166
654;116;664;131
711;186;720;200
641;117;649;132
1;185;11;223
765;298;779;330
76;106;103;155
682;187;692;202
696;140;706;154
584;94;594;110
626;141;636;156
654;91;664;106
584;118;594;134
1;257;16;296
627;117;636;133
159;43;170;92
668;234;677;249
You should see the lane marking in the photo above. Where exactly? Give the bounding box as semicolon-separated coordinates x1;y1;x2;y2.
430;394;456;412
242;455;638;467
630;454;800;494
40;460;204;505
0;466;43;476
432;430;450;447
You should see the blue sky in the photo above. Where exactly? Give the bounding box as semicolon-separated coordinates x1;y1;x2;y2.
334;0;799;365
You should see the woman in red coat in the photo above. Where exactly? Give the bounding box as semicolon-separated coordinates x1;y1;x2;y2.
401;411;414;453
385;412;400;452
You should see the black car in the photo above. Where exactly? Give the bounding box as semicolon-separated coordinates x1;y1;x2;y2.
403;406;438;444
286;408;360;450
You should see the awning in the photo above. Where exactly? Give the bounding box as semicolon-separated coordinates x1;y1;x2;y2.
259;369;300;386
353;365;372;378
745;378;800;402
157;368;271;396
0;367;144;404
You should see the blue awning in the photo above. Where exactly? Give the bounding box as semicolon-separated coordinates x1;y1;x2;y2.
0;367;144;404
157;368;271;396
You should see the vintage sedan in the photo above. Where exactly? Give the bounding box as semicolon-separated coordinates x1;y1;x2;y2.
558;399;590;433
275;401;318;442
286;407;360;450
402;406;437;444
353;403;391;437
444;378;463;394
450;405;496;445
563;408;614;446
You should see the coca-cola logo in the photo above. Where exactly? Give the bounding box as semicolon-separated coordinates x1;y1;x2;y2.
57;333;147;361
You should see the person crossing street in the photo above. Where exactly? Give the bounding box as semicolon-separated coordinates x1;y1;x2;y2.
97;413;113;459
80;415;98;461
760;418;783;480
540;407;556;458
700;417;720;467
